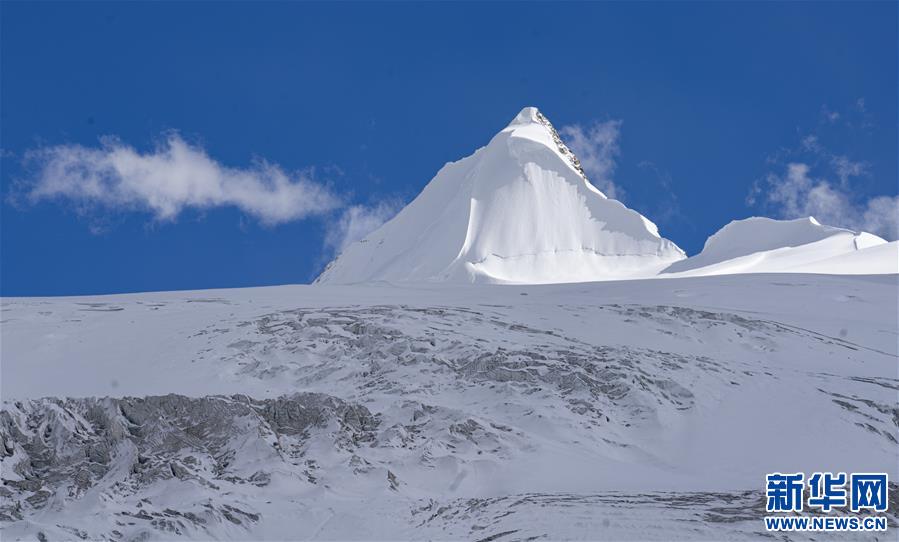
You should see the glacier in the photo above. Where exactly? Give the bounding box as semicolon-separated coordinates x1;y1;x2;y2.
2;277;897;540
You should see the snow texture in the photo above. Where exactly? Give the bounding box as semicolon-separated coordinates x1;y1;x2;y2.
316;107;686;285
2;276;897;540
317;110;894;285
663;217;898;277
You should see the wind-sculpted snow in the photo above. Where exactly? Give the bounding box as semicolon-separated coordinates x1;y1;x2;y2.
315;108;894;285
316;107;685;284
223;305;725;423
663;217;897;276
411;488;898;541
1;276;897;539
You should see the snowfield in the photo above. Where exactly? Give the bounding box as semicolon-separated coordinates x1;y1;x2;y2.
2;275;897;540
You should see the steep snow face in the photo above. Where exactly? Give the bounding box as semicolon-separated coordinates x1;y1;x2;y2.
663;216;896;276
317;107;685;284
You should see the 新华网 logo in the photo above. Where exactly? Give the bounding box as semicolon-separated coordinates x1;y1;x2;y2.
764;472;889;532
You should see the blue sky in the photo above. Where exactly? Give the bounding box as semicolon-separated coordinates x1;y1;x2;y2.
2;2;896;296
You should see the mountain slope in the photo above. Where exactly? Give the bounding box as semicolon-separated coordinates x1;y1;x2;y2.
662;216;896;276
2;276;897;540
317;107;685;285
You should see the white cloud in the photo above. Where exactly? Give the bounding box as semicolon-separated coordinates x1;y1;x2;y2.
820;105;840;123
830;155;868;187
750;105;896;240
323;200;402;254
559;120;623;200
753;162;898;240
20;133;342;225
800;134;824;154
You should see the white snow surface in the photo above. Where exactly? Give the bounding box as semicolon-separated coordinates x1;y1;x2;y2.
2;275;898;540
316;108;893;284
663;217;897;277
316;107;686;285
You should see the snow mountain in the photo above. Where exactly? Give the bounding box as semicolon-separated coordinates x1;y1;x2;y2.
2;107;898;541
317;107;893;284
663;217;898;276
316;107;686;285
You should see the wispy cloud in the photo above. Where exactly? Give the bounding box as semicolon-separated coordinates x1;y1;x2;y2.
16;133;342;225
830;154;869;186
559;120;623;200
323;200;402;255
750;163;897;239
820;105;840;124
749;103;897;240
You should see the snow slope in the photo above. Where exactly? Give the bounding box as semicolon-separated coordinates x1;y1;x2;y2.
788;240;899;274
2;276;897;540
662;217;897;277
317;107;892;284
316;107;685;285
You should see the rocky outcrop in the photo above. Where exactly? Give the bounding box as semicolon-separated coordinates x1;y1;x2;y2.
0;393;377;531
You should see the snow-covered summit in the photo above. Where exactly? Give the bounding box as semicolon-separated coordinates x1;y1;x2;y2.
316;107;686;284
663;216;896;276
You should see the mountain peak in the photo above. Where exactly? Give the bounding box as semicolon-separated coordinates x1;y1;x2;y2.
503;106;591;188
316;107;685;285
507;106;542;127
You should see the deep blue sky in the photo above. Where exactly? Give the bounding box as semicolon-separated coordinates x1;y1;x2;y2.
2;2;896;296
